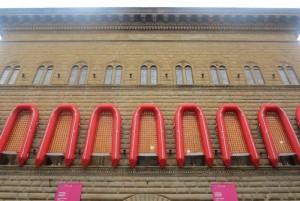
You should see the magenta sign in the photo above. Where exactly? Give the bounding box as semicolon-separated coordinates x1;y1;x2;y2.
211;183;238;201
55;182;82;201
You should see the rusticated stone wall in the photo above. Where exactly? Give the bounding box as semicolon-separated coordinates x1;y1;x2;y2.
0;29;299;200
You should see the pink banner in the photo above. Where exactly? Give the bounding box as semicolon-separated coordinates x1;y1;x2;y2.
211;183;238;201
55;182;82;201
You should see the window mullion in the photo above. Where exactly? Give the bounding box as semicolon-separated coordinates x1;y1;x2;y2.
217;68;222;84
182;68;187;85
251;69;258;84
40;67;47;84
147;67;150;84
6;70;14;84
285;69;292;84
112;67;116;84
76;67;81;84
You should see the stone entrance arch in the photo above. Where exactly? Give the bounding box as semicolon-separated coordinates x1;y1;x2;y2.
123;194;171;201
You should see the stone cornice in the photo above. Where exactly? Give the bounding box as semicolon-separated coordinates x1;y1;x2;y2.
3;23;295;32
0;7;300;16
0;7;299;32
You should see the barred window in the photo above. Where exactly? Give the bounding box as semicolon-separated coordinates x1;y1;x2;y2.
33;64;54;85
176;63;193;85
244;65;264;85
69;63;88;85
278;65;299;85
140;63;158;85
104;64;123;85
0;64;20;85
210;64;229;85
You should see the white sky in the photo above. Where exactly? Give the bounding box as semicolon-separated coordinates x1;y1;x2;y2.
0;0;300;8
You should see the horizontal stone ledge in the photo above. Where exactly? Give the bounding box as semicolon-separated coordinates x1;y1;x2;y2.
0;165;299;176
0;84;300;91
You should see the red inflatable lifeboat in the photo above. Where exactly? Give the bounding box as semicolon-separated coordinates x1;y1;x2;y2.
174;104;214;167
0;104;39;166
82;104;121;168
258;104;300;167
216;104;259;168
36;104;80;167
129;104;166;168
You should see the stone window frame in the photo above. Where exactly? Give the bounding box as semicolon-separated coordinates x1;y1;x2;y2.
209;62;230;85
175;62;194;85
243;63;265;85
104;63;123;85
140;62;158;85
68;62;88;85
277;64;299;85
0;62;21;85
33;62;54;85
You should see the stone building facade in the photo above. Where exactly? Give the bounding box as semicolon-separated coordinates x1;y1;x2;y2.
0;7;299;200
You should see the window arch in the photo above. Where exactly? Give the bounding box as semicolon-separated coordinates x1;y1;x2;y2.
69;62;88;85
210;63;229;85
104;63;123;85
140;62;157;85
277;64;299;85
175;63;193;85
0;63;20;85
33;63;54;85
244;64;265;85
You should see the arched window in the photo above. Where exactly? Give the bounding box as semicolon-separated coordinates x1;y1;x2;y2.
244;66;254;84
79;66;88;84
69;66;79;84
0;63;20;85
253;67;264;84
115;66;122;85
104;64;123;85
33;66;44;84
219;66;229;84
43;66;54;85
104;66;113;84
286;67;299;84
140;66;148;85
210;66;219;84
176;66;183;85
150;66;157;84
210;63;229;85
176;63;193;85
140;62;157;85
0;67;12;84
69;62;88;85
185;66;193;85
33;63;54;85
277;64;299;85
244;64;265;85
